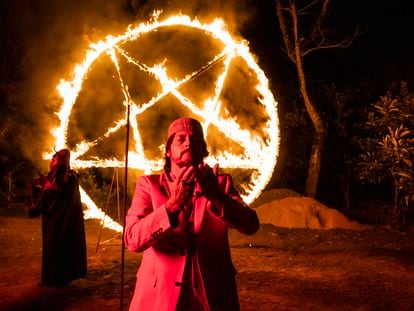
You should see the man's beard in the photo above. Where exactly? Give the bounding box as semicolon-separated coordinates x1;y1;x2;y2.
174;151;202;168
176;159;192;168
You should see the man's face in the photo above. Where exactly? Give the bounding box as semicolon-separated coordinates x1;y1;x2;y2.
166;130;204;168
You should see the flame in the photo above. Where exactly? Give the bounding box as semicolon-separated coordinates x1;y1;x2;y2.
48;14;279;233
80;187;123;232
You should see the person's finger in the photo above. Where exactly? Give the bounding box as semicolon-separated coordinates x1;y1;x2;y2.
176;167;188;184
182;166;196;183
195;164;208;182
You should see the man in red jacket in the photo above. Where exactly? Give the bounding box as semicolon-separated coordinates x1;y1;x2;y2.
125;117;260;311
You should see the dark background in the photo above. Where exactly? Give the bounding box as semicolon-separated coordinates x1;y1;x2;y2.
239;0;414;209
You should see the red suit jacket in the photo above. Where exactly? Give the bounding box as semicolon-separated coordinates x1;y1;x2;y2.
125;172;260;311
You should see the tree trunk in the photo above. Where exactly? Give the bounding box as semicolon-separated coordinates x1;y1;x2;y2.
291;3;326;197
392;177;401;230
340;167;351;210
7;171;12;201
304;130;325;197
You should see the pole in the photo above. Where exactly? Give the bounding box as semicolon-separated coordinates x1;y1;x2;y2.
95;168;116;253
117;168;120;223
120;102;131;311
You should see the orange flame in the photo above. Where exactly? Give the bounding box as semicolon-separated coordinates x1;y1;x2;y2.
47;14;279;232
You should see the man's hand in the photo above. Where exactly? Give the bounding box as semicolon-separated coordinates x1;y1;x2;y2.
165;166;197;214
195;163;221;199
44;180;58;191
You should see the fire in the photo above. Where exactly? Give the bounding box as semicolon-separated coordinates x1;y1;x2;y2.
47;14;279;233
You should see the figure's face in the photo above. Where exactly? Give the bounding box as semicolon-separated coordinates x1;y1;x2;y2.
50;154;60;171
49;150;69;171
166;130;204;168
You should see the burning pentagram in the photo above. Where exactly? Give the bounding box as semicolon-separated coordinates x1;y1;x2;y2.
49;14;279;232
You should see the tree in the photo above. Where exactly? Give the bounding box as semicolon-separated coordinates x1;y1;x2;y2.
275;0;359;197
355;82;414;229
320;79;380;210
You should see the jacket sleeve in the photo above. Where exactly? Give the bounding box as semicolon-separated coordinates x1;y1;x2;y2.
124;176;173;252
210;174;260;235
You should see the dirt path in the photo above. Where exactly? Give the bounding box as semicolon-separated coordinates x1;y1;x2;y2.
1;214;413;310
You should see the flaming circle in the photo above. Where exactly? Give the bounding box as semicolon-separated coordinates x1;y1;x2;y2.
51;14;279;231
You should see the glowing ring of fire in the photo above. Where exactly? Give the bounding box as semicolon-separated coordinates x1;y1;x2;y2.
51;15;279;232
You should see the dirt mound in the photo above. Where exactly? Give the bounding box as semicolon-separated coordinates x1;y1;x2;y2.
251;188;301;208
256;196;366;230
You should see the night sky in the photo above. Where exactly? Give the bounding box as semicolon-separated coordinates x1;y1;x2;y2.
240;0;414;105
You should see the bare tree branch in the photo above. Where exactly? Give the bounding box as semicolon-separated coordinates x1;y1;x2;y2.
320;0;330;19
303;24;362;57
276;0;296;64
298;0;321;15
314;0;330;34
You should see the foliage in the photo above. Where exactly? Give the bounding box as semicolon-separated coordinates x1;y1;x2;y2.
78;169;113;208
314;79;381;209
0;96;36;203
355;82;414;229
279;105;312;190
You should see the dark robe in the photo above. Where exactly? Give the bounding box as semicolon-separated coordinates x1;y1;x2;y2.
39;170;87;286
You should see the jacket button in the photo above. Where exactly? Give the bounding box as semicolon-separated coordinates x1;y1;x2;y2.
175;282;182;286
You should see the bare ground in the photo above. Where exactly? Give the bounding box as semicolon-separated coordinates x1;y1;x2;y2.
1;206;414;311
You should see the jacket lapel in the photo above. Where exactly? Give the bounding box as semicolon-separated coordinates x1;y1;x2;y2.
193;183;207;234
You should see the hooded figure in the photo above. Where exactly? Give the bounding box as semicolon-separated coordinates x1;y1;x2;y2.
38;149;87;286
125;117;260;310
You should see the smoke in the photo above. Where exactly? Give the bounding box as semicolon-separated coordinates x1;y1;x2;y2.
3;0;261;172
160;0;256;33
3;0;133;171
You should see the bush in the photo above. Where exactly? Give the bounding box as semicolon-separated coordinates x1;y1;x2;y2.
355;82;414;229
